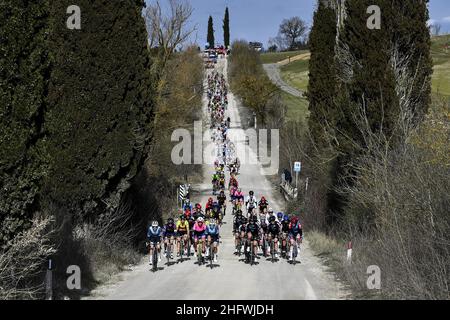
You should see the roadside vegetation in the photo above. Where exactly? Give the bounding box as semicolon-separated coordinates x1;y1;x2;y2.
269;1;449;299
0;0;202;299
228;41;286;128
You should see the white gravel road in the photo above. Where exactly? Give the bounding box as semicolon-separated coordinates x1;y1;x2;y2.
88;58;347;300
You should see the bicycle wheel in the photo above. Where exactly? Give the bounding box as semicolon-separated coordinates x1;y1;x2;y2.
179;238;184;261
209;243;213;268
197;241;202;265
271;240;275;262
166;241;171;264
152;248;157;272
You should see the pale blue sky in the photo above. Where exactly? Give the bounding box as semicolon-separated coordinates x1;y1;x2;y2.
145;0;450;48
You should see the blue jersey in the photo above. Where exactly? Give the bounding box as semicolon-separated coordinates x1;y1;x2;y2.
147;226;162;238
206;224;219;236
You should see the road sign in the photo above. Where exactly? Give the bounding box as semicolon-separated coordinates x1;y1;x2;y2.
294;161;301;173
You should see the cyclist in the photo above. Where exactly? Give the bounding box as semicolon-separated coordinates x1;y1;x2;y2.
162;218;176;259
217;190;227;216
280;214;290;257
233;210;246;253
245;215;260;258
219;176;225;190
212;172;219;194
205;197;214;216
205;218;220;262
258;196;269;214
229;175;238;190
147;221;162;265
265;207;275;224
246;190;257;216
176;215;190;257
193;217;207;258
266;216;281;258
288;216;303;262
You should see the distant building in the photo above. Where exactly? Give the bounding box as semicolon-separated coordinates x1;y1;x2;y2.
249;42;263;52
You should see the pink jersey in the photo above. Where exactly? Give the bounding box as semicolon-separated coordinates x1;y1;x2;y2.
193;222;206;232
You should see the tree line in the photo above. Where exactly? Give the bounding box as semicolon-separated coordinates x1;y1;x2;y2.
287;0;448;299
0;0;202;299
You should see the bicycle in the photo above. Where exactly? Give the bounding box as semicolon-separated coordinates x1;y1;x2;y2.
165;237;173;265
196;238;204;265
206;240;213;269
270;237;277;263
148;242;159;272
289;237;301;265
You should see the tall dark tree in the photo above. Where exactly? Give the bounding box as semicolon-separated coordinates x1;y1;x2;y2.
0;0;51;246
388;0;433;125
207;15;215;48
45;0;154;219
307;1;337;147
223;7;230;48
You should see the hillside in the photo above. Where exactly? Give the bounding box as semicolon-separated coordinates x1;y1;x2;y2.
264;34;450;97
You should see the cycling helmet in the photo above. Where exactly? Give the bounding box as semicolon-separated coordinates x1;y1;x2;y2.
291;216;299;224
252;215;258;222
269;216;276;222
195;203;202;209
242;217;248;224
268;207;274;213
249;190;254;195
236;210;242;215
152;221;158;227
283;214;289;221
180;215;186;220
197;217;204;223
209;218;216;225
168;218;174;224
261;196;266;201
277;212;283;219
208;197;213;202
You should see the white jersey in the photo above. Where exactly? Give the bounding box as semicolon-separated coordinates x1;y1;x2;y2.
246;195;257;208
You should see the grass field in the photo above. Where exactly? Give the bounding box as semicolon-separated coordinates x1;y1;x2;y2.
275;34;450;96
281;91;309;123
259;50;309;64
280;58;310;92
430;35;450;96
277;35;449;124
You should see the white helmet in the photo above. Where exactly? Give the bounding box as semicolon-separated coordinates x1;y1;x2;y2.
209;218;216;225
268;208;274;213
197;217;204;222
151;221;158;227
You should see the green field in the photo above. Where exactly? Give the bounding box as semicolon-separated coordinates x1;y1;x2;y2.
281;91;309;123
277;35;450;124
259;50;308;64
280;59;310;92
276;35;450;97
430;35;450;96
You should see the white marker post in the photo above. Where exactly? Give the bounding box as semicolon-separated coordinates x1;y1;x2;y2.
294;162;301;198
45;259;53;300
347;241;352;264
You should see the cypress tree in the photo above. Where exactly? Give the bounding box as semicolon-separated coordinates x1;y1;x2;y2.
307;1;337;147
0;0;51;246
388;0;433;125
45;0;154;219
207;16;215;48
336;0;399;153
223;7;230;48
